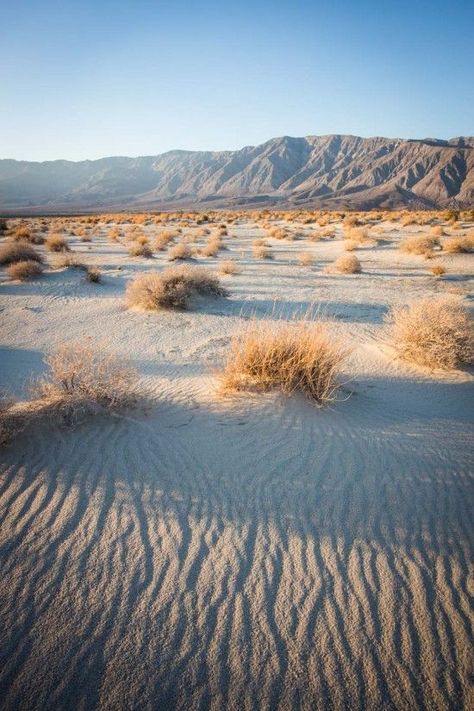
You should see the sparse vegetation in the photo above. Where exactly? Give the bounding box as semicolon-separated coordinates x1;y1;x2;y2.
442;235;474;254
219;259;241;275
297;252;315;266
400;234;439;257
128;241;153;258
330;254;361;274
0;241;44;265
0;344;141;446
387;297;474;369
46;234;70;252
221;318;346;404
126;265;227;310
168;242;192;261
6;260;44;281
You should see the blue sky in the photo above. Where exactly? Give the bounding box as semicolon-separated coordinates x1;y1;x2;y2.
1;0;473;161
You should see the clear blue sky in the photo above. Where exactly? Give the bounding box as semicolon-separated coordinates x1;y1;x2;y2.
1;0;473;161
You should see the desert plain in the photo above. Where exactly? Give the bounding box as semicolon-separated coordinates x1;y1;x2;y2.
0;210;473;710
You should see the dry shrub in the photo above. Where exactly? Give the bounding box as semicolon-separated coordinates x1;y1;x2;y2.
343;226;369;242
343;215;360;228
297;252;315;267
108;227;121;242
168;242;192;261
220;318;346;404
431;225;445;237
344;240;358;251
0;241;44;265
308;230;323;242
330;254;361;274
46;234;70;252
126;265;227;310
253;245;271;259
34;343;141;421
10;225;44;244
268;227;288;240
201;239;221;257
7;260;44;281
430;265;446;277
400;234;439;257
321;227;336;238
128;241;153;258
0;345;141;446
86;267;101;283
442;235;474;254
219;259;241;275
252;238;267;247
387;296;473;369
53;254;87;270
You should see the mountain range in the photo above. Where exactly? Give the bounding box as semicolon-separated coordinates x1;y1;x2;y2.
1;134;473;214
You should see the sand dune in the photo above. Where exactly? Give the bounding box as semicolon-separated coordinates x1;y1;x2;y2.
1;218;473;709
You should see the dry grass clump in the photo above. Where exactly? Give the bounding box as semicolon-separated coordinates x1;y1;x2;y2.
267;227;288;240
219;259;241;275
387;296;473;369
220;318;346;404
108;227;121;242
86;267;101;283
0;241;44;265
253;244;272;259
7;260;44;281
343;227;370;244
0;344;141;446
400;234;439;257
126;265;227;310
168;242;192;261
430;265;446;277
34;343;141;416
128;241;153;258
442;235;474;254
330;254;361;274
10;225;45;244
431;225;446;237
201;238;221;257
46;234;70;253
52;253;87;270
297;252;315;267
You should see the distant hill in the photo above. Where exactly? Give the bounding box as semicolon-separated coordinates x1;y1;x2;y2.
1;134;473;213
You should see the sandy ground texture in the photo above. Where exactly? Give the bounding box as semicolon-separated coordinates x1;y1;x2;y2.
1;217;473;710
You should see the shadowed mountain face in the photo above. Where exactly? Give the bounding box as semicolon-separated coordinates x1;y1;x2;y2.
1;134;473;213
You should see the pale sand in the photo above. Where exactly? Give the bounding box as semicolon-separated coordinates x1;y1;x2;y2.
0;219;473;709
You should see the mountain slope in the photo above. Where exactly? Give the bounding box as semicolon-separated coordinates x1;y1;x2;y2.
1;135;473;213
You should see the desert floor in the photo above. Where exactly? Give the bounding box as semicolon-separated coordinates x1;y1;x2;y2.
1;217;473;710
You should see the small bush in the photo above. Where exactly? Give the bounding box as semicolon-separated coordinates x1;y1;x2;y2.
297;253;315;266
34;343;141;418
46;234;70;252
53;254;87;270
168;242;192;261
126;265;227;310
7;260;44;281
387;296;473;369
10;225;44;244
128;241;153;258
219;259;240;275
86;267;101;283
442;235;474;254
253;245;271;259
431;225;445;237
221;319;346;404
430;265;446;277
400;235;439;257
330;254;361;274
0;241;44;265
